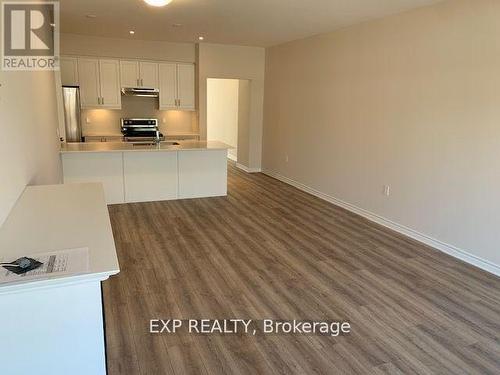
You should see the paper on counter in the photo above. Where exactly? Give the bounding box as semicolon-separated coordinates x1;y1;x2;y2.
0;247;89;285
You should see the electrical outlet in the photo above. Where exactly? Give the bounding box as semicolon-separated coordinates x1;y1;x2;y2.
85;117;91;124
285;154;289;163
383;185;391;196
162;118;166;124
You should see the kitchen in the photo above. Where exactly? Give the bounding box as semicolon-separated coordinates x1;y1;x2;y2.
57;36;232;204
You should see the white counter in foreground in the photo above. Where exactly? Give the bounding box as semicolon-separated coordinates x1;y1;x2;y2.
60;141;232;204
0;183;119;375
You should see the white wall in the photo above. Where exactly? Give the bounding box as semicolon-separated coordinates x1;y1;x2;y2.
61;33;195;63
198;43;265;170
0;69;62;227
262;0;500;273
207;79;239;160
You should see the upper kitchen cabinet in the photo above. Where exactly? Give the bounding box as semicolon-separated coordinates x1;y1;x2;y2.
60;57;79;86
99;59;121;108
159;63;195;111
159;63;177;110
177;64;195;111
120;60;159;88
120;60;139;87
140;62;159;88
78;58;121;109
78;58;100;107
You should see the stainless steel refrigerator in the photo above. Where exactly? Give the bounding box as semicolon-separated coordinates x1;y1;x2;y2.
62;86;83;142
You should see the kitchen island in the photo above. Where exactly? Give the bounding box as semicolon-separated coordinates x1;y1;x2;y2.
60;140;231;204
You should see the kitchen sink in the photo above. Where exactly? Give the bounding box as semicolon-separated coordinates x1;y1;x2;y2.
131;141;180;147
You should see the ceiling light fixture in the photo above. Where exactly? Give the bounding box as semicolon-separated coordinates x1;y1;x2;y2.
129;30;135;35
143;0;173;7
86;14;97;18
198;36;204;41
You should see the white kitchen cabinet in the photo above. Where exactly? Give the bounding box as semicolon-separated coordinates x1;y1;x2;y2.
120;60;159;88
78;58;101;107
62;152;125;204
159;63;196;111
140;62;159;88
123;152;178;203
60;57;79;86
99;59;121;108
178;150;227;198
120;60;140;87
177;64;196;110
78;58;121;109
159;63;177;110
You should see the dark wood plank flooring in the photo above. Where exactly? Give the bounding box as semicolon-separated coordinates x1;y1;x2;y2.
103;163;500;374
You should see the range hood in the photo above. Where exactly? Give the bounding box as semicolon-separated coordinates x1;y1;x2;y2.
121;87;159;97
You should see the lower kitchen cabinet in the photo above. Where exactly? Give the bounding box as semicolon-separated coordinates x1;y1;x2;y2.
61;149;228;204
123;152;178;203
61;152;125;204
178;150;227;199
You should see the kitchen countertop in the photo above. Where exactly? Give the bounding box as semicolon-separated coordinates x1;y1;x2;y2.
0;183;119;294
60;140;232;153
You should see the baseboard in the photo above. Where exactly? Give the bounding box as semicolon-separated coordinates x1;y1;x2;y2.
262;168;500;277
227;154;237;162
236;163;262;173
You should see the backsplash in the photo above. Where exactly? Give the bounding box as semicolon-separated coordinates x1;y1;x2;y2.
81;96;198;136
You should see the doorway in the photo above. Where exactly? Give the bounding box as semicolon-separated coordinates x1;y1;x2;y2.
207;78;250;163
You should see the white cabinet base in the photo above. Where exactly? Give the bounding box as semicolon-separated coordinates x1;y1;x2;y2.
178;150;227;199
0;281;106;375
61;150;228;204
124;152;178;203
62;152;125;204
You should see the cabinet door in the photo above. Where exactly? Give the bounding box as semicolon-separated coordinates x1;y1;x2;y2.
178;150;227;199
99;59;121;109
60;57;79;86
159;63;177;110
78;58;100;108
139;62;159;88
123;152;178;203
177;64;195;110
62;153;125;204
120;60;139;87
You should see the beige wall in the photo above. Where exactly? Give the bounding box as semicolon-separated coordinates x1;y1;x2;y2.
61;33;195;62
0;70;62;227
198;43;265;169
237;80;251;167
207;79;239;160
262;0;500;269
81;97;197;136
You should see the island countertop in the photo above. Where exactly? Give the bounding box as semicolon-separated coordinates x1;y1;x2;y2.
60;140;231;153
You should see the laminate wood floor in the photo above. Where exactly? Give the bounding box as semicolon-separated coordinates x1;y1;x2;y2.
103;163;500;375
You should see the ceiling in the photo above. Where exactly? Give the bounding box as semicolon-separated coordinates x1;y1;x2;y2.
60;0;444;47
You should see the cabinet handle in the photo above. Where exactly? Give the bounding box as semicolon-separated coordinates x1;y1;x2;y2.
141;78;144;86
98;97;101;105
101;97;104;105
137;78;139;86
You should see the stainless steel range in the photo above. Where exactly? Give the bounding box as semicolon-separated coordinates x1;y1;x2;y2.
121;118;163;143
